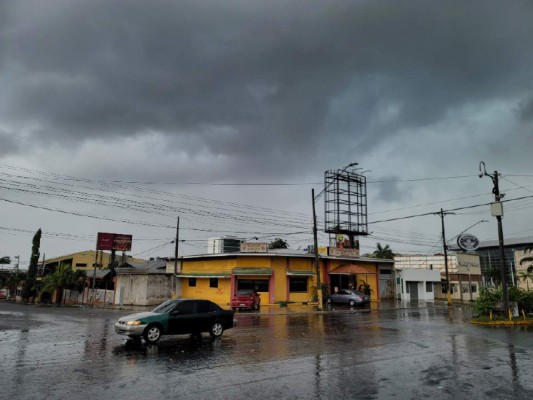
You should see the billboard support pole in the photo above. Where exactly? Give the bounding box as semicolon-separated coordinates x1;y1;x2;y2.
91;241;98;307
173;217;180;299
312;189;323;311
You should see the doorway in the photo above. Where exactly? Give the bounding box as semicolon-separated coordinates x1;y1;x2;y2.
407;282;418;301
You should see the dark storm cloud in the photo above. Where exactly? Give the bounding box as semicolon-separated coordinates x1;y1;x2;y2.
519;96;533;122
1;0;533;177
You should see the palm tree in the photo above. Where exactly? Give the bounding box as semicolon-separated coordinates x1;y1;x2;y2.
517;266;533;291
269;238;289;249
373;243;394;259
40;265;86;304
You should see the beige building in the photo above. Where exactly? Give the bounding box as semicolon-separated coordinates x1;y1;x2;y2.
514;249;533;290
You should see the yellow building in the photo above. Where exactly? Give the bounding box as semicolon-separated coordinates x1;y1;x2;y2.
41;250;145;275
167;250;391;306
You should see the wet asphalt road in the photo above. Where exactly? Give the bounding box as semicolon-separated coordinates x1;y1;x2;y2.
1;301;533;400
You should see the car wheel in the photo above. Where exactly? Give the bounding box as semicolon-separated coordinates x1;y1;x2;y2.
326;297;332;304
210;321;224;338
349;299;355;307
143;324;162;344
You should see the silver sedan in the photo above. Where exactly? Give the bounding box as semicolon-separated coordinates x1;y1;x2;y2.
326;289;370;306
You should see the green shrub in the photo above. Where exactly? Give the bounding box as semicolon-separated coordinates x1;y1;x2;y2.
472;287;502;317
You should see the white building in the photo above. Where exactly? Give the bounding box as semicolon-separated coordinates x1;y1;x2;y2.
394;253;482;301
207;236;243;254
395;268;441;301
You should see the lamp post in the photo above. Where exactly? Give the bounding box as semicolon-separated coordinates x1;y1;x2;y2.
479;161;509;315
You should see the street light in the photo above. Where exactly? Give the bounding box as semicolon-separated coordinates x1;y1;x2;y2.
479;161;510;316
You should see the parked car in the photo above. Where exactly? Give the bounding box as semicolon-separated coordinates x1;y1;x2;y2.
231;289;261;311
326;289;370;306
0;289;7;300
114;299;237;344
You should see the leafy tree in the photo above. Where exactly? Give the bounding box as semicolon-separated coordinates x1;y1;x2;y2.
22;229;41;302
40;264;86;304
373;243;394;259
269;238;289;249
0;256;11;264
5;270;25;300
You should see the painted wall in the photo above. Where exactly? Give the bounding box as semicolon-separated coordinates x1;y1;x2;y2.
115;274;172;306
174;255;381;305
181;277;232;306
395;269;441;301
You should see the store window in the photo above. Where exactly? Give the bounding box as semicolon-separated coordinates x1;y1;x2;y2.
289;277;308;292
426;282;433;292
189;278;196;287
237;279;269;292
210;278;218;288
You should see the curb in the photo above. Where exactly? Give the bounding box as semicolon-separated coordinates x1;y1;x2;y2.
471;320;533;326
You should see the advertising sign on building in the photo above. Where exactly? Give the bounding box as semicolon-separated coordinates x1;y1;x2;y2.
240;242;268;253
457;233;479;252
328;247;360;258
97;232;133;251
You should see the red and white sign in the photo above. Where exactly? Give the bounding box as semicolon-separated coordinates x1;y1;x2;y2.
97;232;132;251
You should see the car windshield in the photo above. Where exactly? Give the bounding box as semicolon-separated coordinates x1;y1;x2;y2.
151;300;176;313
237;289;253;296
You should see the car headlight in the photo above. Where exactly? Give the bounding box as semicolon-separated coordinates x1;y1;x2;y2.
126;320;142;326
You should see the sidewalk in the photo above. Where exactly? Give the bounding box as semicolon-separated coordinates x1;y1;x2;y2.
8;298;463;314
235;299;456;315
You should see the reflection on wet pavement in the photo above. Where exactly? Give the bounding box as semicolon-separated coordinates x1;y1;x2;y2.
1;302;533;399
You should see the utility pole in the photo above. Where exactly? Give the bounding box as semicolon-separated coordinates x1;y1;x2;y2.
438;209;453;304
479;162;510;316
173;217;180;299
312;189;323;311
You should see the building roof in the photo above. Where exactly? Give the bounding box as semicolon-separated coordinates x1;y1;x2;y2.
232;267;273;276
116;259;167;275
449;236;533;251
173;251;394;264
87;269;112;279
43;250;146;265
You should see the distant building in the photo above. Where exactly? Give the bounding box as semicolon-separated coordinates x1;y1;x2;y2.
394;253;482;301
450;236;533;286
207;236;243;254
40;250;145;275
514;249;533;290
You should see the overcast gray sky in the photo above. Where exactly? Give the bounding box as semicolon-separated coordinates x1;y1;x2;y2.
1;0;533;268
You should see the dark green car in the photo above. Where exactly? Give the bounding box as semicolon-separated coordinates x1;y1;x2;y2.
114;299;237;344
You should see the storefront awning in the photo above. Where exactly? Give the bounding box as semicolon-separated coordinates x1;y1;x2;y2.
286;270;315;276
178;272;230;278
330;264;376;275
233;268;272;276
